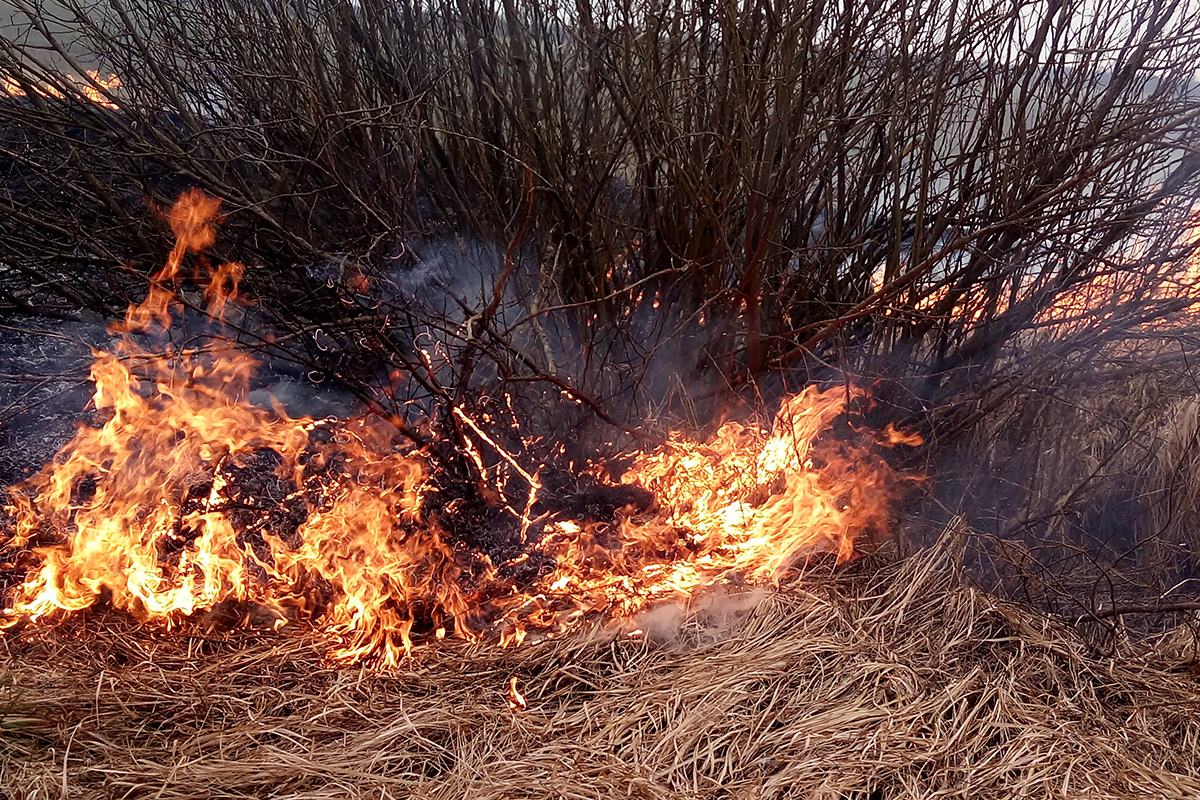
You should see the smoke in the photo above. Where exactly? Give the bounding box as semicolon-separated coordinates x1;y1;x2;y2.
0;314;111;486
878;325;1200;633
376;232;726;442
0;291;364;489
628;586;773;649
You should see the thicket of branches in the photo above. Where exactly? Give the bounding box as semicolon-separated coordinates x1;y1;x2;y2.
3;0;1200;634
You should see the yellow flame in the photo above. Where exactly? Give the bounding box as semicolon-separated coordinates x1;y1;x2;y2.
507;676;527;710
1;191;921;664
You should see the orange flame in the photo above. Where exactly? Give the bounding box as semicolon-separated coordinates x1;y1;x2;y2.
869;210;1200;331
79;71;122;108
508;387;918;631
1;71;121;109
0;192;920;665
507;676;527;710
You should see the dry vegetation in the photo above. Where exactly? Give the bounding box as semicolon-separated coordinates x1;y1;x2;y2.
3;1;1200;796
4;537;1200;799
2;0;1200;384
3;2;1200;598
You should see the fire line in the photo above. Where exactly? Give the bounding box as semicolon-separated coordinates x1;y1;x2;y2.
0;191;921;666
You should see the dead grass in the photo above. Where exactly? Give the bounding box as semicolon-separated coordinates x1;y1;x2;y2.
3;537;1200;800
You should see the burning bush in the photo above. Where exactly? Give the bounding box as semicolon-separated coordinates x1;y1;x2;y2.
4;6;1200;795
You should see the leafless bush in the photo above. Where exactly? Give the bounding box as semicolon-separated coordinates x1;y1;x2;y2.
0;0;1195;358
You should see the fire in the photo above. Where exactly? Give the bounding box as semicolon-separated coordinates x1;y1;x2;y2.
79;72;122;108
507;385;913;629
0;192;920;665
868;210;1200;331
507;676;527;711
1;70;121;109
1033;219;1200;329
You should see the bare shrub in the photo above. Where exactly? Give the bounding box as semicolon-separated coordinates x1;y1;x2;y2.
2;0;1200;631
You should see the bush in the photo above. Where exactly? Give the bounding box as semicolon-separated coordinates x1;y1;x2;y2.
3;0;1200;632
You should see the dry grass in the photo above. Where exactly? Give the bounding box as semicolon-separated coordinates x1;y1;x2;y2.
3;537;1200;800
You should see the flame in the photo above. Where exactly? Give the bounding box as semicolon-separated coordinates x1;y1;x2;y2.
1033;219;1200;329
79;71;122;108
0;192;920;665
1;71;121;109
507;676;527;710
506;386;916;631
868;209;1200;331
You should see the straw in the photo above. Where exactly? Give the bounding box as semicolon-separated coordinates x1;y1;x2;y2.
4;535;1200;799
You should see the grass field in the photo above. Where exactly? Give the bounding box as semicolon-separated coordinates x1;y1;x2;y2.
5;537;1200;800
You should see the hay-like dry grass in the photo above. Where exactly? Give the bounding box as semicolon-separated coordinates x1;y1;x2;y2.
3;537;1200;800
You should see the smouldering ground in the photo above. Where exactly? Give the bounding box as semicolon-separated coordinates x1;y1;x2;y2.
4;541;1200;800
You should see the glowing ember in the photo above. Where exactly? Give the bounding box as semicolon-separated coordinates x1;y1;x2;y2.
0;192;920;665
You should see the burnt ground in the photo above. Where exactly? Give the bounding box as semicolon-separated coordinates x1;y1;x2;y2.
0;315;109;487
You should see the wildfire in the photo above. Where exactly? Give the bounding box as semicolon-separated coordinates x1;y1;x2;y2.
868;211;1200;331
1032;220;1200;329
1;71;121;109
0;192;920;665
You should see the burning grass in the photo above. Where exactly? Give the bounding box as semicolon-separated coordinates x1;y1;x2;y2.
0;191;922;665
3;535;1200;800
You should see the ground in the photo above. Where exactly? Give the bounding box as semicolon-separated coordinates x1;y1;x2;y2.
3;540;1200;800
